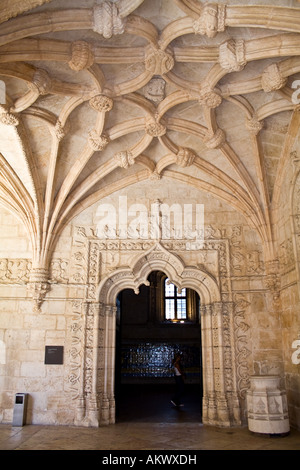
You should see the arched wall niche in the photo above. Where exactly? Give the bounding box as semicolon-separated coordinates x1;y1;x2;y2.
76;243;243;429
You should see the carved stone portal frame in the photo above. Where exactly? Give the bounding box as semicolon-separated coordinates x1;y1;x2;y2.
75;243;242;427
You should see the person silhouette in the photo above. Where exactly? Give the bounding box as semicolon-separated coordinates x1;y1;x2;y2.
171;352;185;407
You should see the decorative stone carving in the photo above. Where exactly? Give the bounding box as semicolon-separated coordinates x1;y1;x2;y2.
291;336;300;365
198;84;222;108
88;130;109;151
176;147;196;167
54;120;66;141
145;117;167;137
27;267;50;312
68;300;83;401
148;168;161;180
234;293;251;399
114;150;135;168
50;258;69;283
144;77;166;103
68;41;94;71
0;0;52;24
261;63;287;92
203;128;225;149
145;46;174;75
0;111;19;126
219;39;246;72
245;115;264;135
0;258;31;283
247;376;290;435
93;2;125;39
29;68;52;95
193;3;226;38
89;95;114;113
264;259;280;299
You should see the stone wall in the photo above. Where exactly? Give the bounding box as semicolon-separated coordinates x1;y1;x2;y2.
0;178;299;428
276;142;300;429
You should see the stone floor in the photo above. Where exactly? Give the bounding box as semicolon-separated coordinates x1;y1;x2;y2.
1;385;299;451
0;422;300;451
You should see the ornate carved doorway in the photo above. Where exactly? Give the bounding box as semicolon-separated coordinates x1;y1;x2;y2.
83;243;243;427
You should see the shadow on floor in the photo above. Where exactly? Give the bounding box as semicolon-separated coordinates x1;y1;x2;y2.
116;383;202;423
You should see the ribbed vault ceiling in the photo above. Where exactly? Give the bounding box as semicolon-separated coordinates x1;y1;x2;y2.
0;0;300;269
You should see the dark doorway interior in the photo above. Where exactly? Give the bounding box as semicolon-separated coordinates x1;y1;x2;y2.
115;271;203;423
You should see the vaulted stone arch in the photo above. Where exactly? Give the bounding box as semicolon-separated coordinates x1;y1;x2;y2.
75;243;243;428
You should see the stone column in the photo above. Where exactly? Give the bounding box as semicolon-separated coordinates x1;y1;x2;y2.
201;302;237;427
201;304;217;425
100;304;117;425
108;306;117;424
86;302;101;427
101;304;110;425
212;302;230;426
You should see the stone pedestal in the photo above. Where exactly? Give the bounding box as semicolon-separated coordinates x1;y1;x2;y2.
247;375;290;435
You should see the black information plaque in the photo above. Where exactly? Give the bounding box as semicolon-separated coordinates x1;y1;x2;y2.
44;345;64;365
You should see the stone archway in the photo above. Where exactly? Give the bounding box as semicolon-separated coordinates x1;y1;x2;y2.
75;243;242;427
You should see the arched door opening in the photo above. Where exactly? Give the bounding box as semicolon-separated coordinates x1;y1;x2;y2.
115;271;202;423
